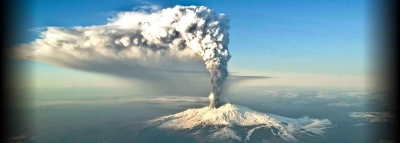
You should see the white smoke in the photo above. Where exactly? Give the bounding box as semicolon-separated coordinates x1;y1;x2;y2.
11;5;231;107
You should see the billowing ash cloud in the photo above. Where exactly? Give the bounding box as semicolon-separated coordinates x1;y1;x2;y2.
11;5;231;108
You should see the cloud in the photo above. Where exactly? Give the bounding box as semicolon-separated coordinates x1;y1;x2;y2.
379;140;396;143
328;101;365;107
226;75;272;83
232;72;368;88
6;135;35;143
34;96;208;108
315;92;337;99
255;90;298;98
316;90;372;100
349;112;396;122
11;5;230;83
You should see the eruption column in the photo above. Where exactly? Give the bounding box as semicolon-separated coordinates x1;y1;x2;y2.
208;59;229;108
11;5;231;108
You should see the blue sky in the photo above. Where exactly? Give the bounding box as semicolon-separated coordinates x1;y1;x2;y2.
14;0;369;89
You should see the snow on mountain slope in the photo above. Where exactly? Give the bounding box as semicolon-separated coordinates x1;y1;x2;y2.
148;103;332;142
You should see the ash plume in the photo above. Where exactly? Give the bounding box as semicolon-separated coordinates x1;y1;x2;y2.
11;5;231;108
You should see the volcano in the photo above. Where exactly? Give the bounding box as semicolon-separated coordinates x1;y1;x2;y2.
143;103;332;142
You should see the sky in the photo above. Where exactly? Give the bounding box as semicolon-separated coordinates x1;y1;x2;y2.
11;0;370;91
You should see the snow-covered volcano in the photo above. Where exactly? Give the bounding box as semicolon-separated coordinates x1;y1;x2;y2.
147;103;332;142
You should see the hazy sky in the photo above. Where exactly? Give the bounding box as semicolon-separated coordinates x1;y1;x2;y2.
13;0;369;90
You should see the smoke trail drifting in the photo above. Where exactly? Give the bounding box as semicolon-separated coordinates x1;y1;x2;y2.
11;5;230;108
